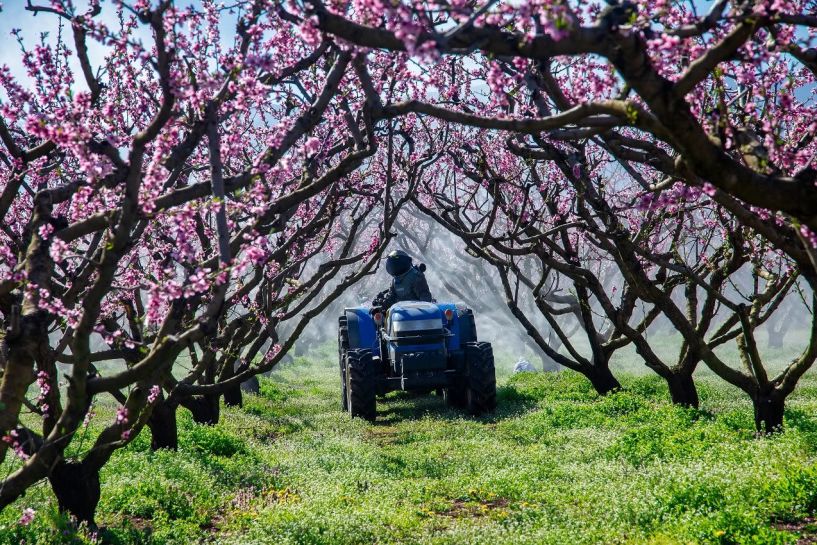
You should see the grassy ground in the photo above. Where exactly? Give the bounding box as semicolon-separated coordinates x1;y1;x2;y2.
3;345;817;545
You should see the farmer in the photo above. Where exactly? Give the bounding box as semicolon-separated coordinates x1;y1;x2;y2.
372;249;434;309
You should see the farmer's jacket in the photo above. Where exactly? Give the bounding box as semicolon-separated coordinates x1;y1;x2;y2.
373;266;433;309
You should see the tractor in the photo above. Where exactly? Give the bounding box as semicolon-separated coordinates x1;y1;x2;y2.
337;301;496;421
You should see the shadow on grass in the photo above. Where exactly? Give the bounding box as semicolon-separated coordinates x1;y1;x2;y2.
372;384;538;425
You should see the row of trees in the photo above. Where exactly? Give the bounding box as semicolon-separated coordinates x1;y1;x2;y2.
0;0;446;524
304;0;817;426
0;0;815;527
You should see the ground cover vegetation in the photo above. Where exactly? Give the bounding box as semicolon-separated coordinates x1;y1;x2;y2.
4;354;817;544
1;0;817;536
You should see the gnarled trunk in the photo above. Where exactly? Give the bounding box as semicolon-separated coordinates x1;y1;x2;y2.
586;365;621;395
180;394;220;425
766;324;786;349
241;375;260;395
666;371;699;408
223;384;242;407
0;313;45;463
753;394;785;433
48;460;100;526
220;360;242;407
148;399;178;450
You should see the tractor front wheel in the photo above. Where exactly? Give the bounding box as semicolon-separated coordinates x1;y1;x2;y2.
346;349;377;421
464;342;497;415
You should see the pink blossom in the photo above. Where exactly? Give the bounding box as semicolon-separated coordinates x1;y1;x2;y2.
147;385;161;404
2;430;29;460
800;225;817;248
303;136;321;155
38;223;54;240
18;508;35;526
299;16;322;47
48;237;69;263
83;408;96;428
115;406;129;425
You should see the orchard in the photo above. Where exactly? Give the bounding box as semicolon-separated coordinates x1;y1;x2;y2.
1;0;817;542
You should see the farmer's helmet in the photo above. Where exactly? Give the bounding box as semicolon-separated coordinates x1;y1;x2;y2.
385;249;413;277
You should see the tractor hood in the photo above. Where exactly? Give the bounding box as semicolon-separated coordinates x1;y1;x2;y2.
389;302;443;333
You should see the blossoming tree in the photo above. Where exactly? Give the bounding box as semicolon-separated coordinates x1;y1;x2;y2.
0;0;435;522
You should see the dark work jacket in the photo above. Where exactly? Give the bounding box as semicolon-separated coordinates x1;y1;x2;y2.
392;267;433;302
372;266;433;308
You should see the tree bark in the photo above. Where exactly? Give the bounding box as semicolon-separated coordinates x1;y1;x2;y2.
223;384;243;407
148;398;178;450
180;395;220;425
753;394;785;433
666;371;699;408
48;460;101;526
586;365;621;395
0;314;44;463
766;324;786;349
240;375;260;395
222;360;243;407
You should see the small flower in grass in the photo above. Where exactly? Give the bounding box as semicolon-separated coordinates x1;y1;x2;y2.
19;507;35;525
147;384;161;404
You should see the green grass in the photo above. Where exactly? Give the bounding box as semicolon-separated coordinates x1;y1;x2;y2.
3;349;817;545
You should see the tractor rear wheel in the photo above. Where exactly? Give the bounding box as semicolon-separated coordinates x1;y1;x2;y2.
464;342;496;415
346;349;376;421
338;316;349;411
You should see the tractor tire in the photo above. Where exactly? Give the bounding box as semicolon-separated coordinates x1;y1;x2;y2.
338;317;349;411
346;349;376;422
464;342;497;415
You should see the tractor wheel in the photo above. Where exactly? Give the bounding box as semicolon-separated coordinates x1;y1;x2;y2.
338;317;349;411
464;342;497;415
346;349;376;421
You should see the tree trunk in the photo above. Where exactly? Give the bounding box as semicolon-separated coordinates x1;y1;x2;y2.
766;325;785;349
753;394;785;433
180;395;220;425
240;375;260;395
48;460;100;526
666;371;699;408
586;365;621;395
221;360;243;407
148;399;178;450
223;384;243;407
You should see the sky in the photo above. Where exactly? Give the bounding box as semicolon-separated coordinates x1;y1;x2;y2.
0;0;234;90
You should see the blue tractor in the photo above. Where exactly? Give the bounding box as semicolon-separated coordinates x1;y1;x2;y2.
337;301;496;421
